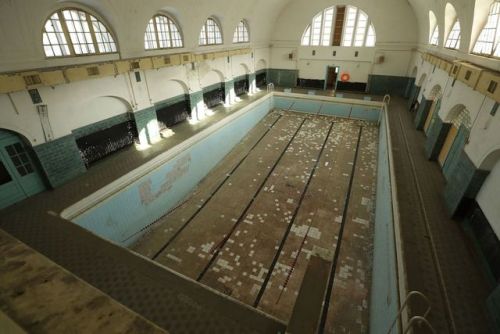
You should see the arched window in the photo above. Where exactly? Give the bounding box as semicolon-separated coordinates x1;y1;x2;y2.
430;26;439;45
301;6;375;47
144;14;183;50
42;8;117;57
199;18;223;46
472;2;500;57
233;20;249;43
445;20;461;49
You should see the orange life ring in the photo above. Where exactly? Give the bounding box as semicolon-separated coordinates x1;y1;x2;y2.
340;73;350;82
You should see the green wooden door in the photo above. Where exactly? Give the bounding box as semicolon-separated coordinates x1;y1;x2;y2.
0;130;46;209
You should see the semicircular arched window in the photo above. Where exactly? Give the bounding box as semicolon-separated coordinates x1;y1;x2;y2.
42;8;117;57
144;14;183;50
472;2;500;57
233;20;249;43
301;6;376;47
199;18;223;46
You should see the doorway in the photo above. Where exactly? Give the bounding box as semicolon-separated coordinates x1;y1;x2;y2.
0;130;47;209
326;66;339;90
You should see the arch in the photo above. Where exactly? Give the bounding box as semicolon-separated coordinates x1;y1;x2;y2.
200;69;225;88
144;13;183;50
240;63;250;75
42;7;117;57
428;84;442;100
472;1;500;57
411;66;418;78
418;72;427;86
0;128;34;147
301;5;376;47
444;3;461;49
445;3;458;36
443;104;472;130
256;59;267;71
429;10;439;45
170;79;189;94
479;148;500;170
72;96;132;131
199;17;223;46
233;20;250;43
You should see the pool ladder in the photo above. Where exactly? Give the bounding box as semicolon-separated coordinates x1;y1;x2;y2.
267;83;275;92
388;290;436;334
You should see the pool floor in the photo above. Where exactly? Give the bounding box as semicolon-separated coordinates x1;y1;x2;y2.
132;110;378;332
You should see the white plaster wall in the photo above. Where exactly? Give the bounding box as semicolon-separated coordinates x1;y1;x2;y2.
73;97;131;130
0;0;288;72
269;0;417;81
476;160;500;237
465;97;500;167
144;66;189;104
0;94;45;145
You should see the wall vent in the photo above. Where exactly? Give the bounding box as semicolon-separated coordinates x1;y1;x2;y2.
487;80;497;94
86;66;99;76
183;55;190;62
452;66;459;74
23;74;42;86
164;57;171;65
130;61;140;70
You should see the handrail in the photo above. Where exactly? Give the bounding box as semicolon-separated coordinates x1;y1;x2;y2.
387;290;432;333
267;83;275;92
383;94;391;105
403;316;437;334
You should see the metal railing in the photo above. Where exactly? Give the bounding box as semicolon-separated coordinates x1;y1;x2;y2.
387;290;433;333
267;83;275;92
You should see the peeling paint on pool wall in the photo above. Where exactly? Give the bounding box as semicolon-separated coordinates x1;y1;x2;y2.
72;97;273;245
139;154;191;205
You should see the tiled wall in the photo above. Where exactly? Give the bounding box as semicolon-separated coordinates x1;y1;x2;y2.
33;135;87;187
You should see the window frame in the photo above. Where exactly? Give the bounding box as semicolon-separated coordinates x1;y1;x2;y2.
42;7;118;58
301;6;375;47
199;17;223;46
472;2;500;58
144;13;184;50
429;25;439;46
445;19;461;49
233;20;250;43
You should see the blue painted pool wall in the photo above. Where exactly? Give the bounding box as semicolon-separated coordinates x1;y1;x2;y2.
75;97;273;246
273;96;380;122
369;111;399;333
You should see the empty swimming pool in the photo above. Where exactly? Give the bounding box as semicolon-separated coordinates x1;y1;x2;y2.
62;92;401;333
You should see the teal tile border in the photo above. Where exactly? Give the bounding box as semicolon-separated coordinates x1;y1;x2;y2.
33;134;87;188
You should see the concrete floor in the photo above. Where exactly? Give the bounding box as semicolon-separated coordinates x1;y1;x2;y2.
132;110;379;332
388;97;495;333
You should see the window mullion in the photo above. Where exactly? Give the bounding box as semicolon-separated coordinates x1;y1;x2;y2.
58;11;75;56
154;16;161;48
354;9;361;46
86;13;99;54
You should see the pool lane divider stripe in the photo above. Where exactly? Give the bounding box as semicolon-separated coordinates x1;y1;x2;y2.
317;125;363;334
196;117;308;281
150;113;283;260
253;120;335;307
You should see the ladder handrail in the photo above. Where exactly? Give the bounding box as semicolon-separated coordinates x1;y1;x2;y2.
383;94;391;105
267;83;275;92
387;290;432;333
403;316;437;334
